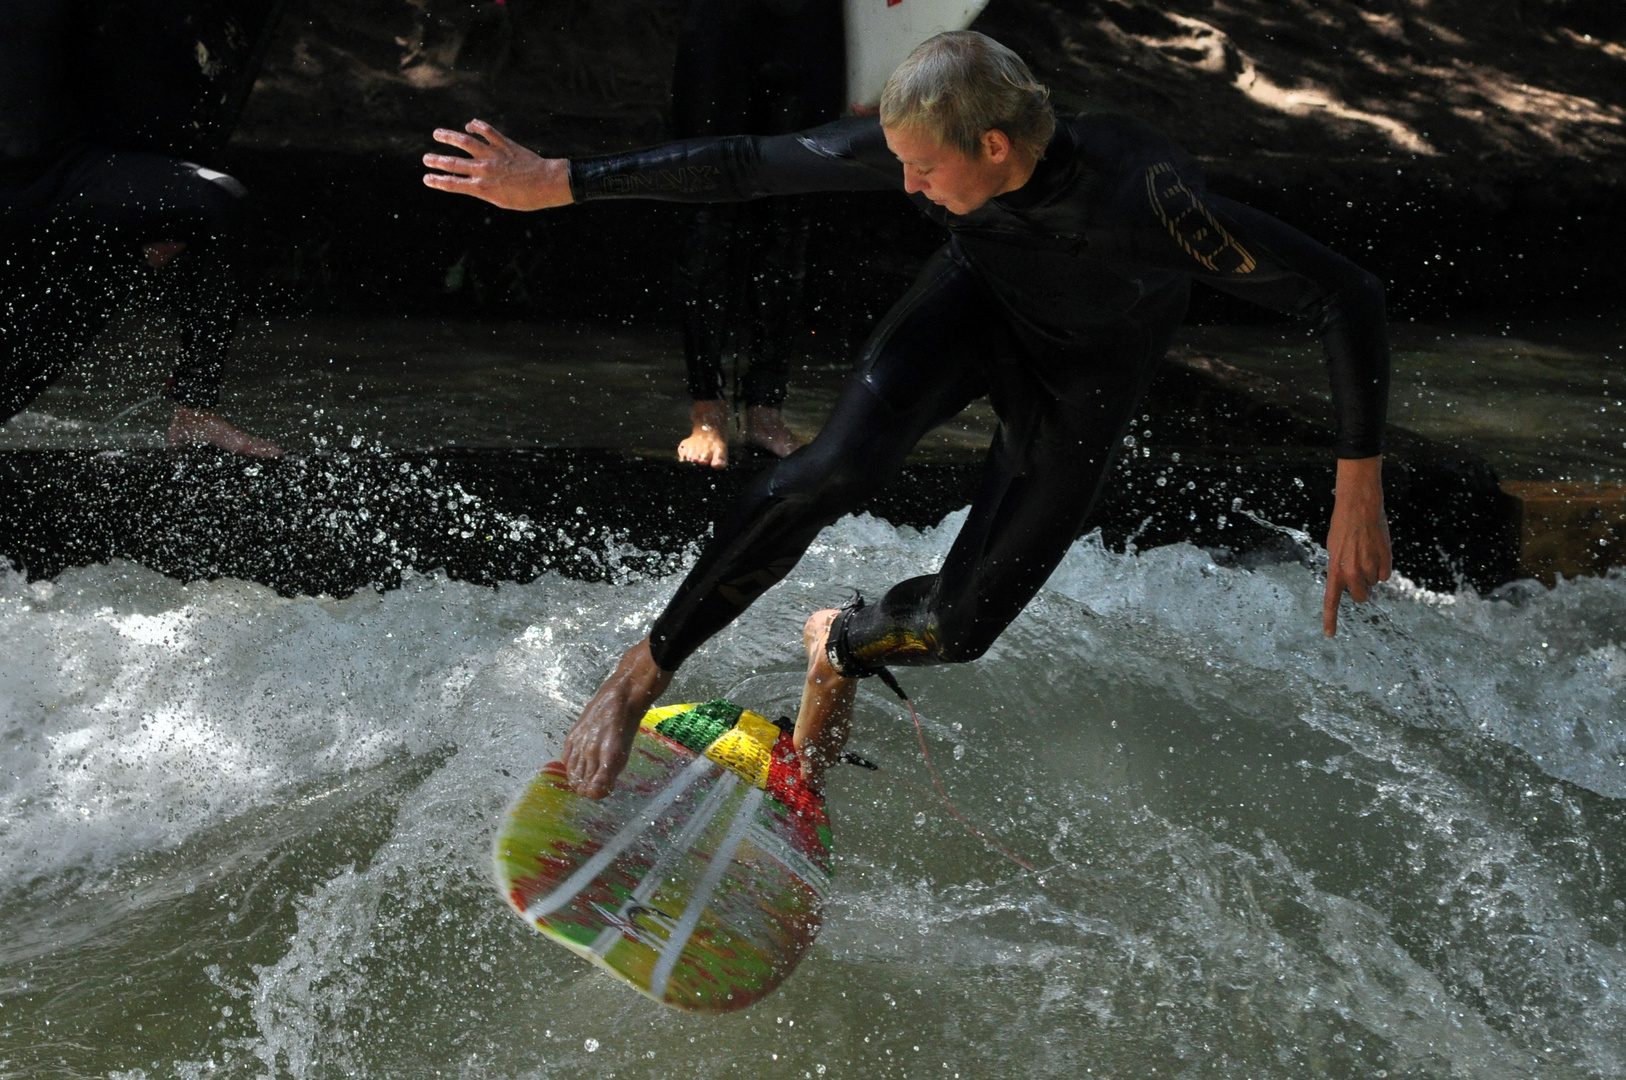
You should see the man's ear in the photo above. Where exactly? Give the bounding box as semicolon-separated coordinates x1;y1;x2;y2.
982;128;1013;164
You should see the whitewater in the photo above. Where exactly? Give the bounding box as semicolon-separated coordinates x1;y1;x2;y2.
2;509;1624;1079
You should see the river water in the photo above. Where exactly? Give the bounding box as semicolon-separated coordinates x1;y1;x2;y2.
3;507;1624;1079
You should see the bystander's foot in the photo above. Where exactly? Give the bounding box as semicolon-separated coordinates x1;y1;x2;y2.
742;405;803;458
167;406;283;457
678;398;729;468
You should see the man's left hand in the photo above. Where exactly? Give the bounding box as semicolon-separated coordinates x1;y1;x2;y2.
1324;455;1391;636
422;120;572;211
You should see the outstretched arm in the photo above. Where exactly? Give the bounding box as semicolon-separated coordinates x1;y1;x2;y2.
1324;455;1392;636
425;116;898;210
1143;178;1394;636
422;120;573;210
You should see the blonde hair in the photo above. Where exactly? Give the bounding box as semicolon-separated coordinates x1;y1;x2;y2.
879;31;1055;159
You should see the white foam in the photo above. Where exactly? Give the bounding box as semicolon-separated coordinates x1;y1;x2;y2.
4;515;1625;1077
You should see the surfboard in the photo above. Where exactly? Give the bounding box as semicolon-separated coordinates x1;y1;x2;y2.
844;0;992;108
494;700;832;1012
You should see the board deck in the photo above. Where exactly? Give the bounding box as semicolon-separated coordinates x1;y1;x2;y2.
494;700;832;1012
844;0;992;108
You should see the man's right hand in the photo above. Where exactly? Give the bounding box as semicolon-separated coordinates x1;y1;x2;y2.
422;120;572;211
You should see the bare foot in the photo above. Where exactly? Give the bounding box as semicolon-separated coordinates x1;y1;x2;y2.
742;405;803;458
794;609;857;790
677;399;729;469
143;240;186;269
167;406;283;458
563;638;674;798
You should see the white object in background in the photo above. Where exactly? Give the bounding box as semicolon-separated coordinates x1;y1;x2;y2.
843;0;991;109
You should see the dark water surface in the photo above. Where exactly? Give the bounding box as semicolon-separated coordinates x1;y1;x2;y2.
10;315;1620;478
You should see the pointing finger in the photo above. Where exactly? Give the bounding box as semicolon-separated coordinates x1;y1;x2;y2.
1323;574;1340;637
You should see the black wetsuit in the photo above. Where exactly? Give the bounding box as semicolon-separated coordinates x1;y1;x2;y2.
0;0;246;423
669;0;843;407
569;113;1389;672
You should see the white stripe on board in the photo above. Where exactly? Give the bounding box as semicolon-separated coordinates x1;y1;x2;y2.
524;754;718;921
648;786;765;1002
589;771;741;957
744;823;831;900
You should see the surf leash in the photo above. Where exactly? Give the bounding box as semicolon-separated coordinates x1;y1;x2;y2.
870;667;1038;874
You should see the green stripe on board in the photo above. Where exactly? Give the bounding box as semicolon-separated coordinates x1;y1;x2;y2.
653;699;742;752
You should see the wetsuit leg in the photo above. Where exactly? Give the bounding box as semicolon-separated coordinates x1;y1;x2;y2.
676;203;741;402
670;0;842;409
737;0;842;408
672;0;757;405
648;247;1008;669
56;152;248;411
831;293;1189;671
158;231;242;410
739;198;809;408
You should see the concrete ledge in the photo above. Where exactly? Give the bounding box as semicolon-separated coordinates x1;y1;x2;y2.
0;342;1528;598
0;446;1515;598
1502;481;1626;586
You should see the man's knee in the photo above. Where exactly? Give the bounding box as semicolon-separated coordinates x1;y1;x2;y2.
170;163;247;239
935;628;995;665
768;467;873;528
181;162;248;203
772;440;886;515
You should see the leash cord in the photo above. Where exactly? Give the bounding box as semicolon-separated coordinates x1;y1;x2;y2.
871;667;1037;873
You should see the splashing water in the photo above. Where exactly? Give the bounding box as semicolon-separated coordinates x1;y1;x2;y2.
2;512;1624;1079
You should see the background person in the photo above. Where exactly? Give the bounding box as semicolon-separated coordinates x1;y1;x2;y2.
0;0;280;456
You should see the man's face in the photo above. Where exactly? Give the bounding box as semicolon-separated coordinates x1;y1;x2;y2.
883;125;1011;216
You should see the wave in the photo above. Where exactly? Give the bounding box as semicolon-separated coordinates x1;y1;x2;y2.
2;512;1623;1077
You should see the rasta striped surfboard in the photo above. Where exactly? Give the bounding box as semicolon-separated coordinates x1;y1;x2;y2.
494;700;832;1012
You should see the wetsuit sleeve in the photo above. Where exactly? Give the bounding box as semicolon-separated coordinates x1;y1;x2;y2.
568;117;902;202
1140;166;1389;458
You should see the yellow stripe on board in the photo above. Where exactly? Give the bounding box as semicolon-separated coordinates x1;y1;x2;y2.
640;704;780;789
733;710;781;749
706;729;772;789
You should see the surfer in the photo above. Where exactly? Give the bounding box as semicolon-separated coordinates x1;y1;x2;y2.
423;31;1392;799
668;0;844;468
0;0;281;456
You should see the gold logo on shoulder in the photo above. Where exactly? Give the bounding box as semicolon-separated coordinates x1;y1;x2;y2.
1145;162;1256;275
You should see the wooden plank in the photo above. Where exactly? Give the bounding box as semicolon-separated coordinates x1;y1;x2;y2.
1502;481;1626;586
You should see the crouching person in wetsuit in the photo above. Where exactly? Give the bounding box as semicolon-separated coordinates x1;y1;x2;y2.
0;0;279;456
423;31;1393;797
